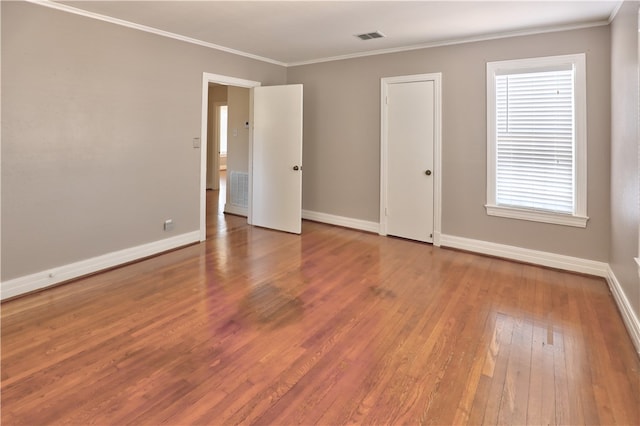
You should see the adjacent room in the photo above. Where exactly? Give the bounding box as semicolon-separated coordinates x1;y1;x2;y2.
2;0;639;424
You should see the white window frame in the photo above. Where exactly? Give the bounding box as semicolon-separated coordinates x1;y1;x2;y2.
486;53;588;228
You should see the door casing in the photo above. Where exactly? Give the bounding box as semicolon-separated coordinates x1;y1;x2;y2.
200;73;261;241
379;73;442;246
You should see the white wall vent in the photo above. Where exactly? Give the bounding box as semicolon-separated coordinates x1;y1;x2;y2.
229;171;248;208
355;31;385;40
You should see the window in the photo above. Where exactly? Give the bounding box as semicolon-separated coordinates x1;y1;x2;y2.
486;54;588;227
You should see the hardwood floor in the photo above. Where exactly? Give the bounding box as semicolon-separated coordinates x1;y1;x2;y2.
2;188;639;425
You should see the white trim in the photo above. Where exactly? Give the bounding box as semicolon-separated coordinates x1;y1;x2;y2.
24;0;286;67
0;231;200;301
380;73;442;247
302;210;379;234
439;234;609;277
438;233;639;357
486;53;587;226
606;266;640;356
287;21;609;67
200;73;261;241
485;205;589;228
224;204;248;218
608;0;625;23
25;0;610;69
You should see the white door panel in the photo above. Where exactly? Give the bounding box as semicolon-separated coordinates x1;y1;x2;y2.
386;80;434;242
252;84;303;234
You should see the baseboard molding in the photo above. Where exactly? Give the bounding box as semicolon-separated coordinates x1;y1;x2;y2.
440;234;640;356
302;209;380;233
606;266;640;356
439;234;609;277
224;204;248;217
0;231;200;301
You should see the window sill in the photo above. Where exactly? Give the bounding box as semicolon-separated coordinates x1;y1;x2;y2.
485;205;588;228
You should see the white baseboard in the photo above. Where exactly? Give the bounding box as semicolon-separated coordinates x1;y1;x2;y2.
302;209;380;233
224;204;248;217
0;231;200;300
440;234;640;357
439;234;609;277
606;266;640;356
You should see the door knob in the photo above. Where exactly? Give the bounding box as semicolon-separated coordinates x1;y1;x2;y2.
293;165;300;171
425;170;432;176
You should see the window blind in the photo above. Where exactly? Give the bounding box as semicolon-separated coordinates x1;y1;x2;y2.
495;69;575;214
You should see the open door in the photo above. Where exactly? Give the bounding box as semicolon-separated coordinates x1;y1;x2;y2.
251;84;303;234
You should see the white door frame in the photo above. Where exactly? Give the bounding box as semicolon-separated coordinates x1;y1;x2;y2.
199;72;261;241
379;73;442;246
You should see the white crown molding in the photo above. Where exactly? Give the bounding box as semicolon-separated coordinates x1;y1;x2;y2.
608;0;625;23
0;231;199;301
606;265;640;356
302;210;379;234
26;0;610;69
287;20;610;67
24;0;287;67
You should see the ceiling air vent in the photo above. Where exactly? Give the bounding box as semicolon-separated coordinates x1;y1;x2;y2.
356;31;385;41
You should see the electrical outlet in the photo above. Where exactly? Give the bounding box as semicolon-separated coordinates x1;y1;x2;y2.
164;219;174;231
192;137;201;148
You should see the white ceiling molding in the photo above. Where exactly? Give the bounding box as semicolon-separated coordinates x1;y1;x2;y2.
27;0;618;68
25;0;287;67
608;0;625;23
287;20;610;67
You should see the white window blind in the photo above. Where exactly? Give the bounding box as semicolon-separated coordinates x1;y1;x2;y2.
486;53;587;228
495;68;575;214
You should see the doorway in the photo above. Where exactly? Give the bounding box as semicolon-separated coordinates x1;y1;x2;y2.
199;73;304;241
379;73;442;246
200;74;260;241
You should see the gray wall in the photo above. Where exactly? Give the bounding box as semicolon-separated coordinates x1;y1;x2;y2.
1;1;286;280
1;1;628;291
226;86;251;175
611;1;640;317
288;25;611;261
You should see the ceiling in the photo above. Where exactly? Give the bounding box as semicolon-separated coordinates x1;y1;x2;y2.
53;1;622;66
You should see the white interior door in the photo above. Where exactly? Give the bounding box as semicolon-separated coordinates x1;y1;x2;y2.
251;84;303;234
385;80;434;242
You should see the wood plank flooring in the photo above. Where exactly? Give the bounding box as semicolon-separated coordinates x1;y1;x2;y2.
2;188;639;425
